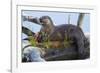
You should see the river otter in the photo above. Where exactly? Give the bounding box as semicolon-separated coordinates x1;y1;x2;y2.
23;15;89;59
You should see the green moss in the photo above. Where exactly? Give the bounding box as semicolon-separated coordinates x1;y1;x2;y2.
28;30;73;49
28;36;37;47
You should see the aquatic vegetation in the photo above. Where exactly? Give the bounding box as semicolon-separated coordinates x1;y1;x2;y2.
28;31;72;49
28;36;37;47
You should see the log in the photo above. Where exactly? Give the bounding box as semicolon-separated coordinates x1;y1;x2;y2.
77;13;84;28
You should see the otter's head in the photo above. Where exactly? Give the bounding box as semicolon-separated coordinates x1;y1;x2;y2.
39;16;54;27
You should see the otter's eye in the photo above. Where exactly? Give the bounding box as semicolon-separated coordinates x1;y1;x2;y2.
40;16;48;22
39;18;43;25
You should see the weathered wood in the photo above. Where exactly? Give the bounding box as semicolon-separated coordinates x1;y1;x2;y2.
22;26;35;36
44;47;79;61
77;13;84;28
